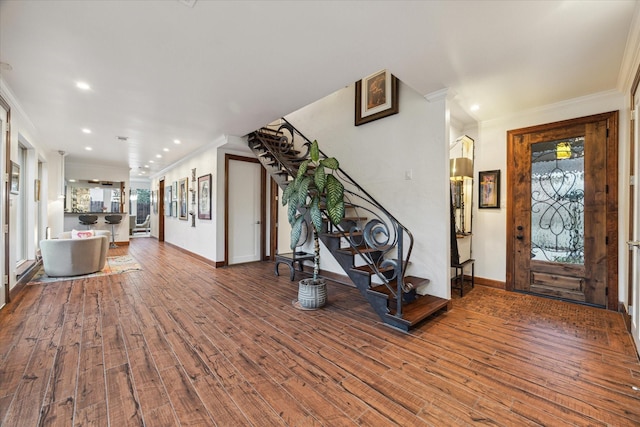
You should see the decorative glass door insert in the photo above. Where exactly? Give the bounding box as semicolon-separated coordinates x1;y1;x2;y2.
530;137;584;265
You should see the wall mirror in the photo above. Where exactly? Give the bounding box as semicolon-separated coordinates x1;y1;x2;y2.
65;180;124;213
450;135;474;236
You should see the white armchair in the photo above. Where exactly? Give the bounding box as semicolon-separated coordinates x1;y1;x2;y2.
39;231;110;277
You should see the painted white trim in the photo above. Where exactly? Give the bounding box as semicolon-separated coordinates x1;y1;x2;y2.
0;77;38;138
150;134;230;180
618;1;640;92
425;88;449;103
479;89;623;127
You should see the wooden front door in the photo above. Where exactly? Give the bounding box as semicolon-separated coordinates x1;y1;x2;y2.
507;112;618;308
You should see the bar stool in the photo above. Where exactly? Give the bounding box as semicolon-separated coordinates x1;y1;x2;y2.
78;215;98;229
104;215;122;248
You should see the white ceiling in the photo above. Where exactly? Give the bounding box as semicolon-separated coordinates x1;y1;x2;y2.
0;0;637;178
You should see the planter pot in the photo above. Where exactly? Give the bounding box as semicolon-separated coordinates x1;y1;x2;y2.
296;278;327;310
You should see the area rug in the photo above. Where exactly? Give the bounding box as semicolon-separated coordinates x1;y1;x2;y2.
29;255;142;284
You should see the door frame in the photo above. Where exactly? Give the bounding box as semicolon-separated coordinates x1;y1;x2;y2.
158;178;165;242
1;94;11;305
506;111;619;310
629;66;640;342
224;154;266;266
269;178;278;261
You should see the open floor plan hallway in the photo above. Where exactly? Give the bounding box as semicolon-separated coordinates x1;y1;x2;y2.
0;237;639;426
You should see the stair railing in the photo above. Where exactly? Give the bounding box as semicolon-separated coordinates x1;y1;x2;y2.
251;119;415;318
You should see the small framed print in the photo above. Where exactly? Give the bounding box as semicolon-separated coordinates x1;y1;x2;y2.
198;174;212;220
10;161;20;195
178;177;188;220
164;186;172;216
479;170;500;209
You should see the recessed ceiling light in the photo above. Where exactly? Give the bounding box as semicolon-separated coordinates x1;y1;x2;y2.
68;179;77;182
163;148;169;152
156;154;162;158
76;81;91;90
149;160;154;163
82;128;92;134
85;147;93;151
144;165;149;168
470;104;480;112
173;139;181;144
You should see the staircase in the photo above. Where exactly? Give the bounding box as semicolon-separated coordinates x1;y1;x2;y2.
248;120;450;331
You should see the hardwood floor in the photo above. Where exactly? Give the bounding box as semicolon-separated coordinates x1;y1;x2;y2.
1;237;639;426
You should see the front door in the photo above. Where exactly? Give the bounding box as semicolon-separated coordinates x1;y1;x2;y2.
507;112;618;308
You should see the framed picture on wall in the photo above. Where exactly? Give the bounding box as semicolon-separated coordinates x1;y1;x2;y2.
479;170;500;209
10;161;20;195
355;69;399;126
178;177;188;220
151;190;158;214
198;174;212;220
164;186;172;216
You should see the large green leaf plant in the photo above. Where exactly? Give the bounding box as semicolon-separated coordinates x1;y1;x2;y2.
281;140;345;281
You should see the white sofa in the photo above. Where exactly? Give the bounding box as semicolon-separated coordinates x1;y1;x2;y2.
39;230;110;277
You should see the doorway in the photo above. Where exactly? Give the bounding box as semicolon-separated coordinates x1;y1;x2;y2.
1;95;10;308
158;179;165;242
507;112;618;309
224;154;266;265
630;73;640;350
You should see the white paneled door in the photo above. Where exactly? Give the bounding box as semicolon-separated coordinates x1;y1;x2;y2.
228;158;262;265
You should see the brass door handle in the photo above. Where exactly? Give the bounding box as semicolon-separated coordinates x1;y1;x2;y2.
628;240;640;248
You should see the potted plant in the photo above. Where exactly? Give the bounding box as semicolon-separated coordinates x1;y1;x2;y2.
282;140;345;309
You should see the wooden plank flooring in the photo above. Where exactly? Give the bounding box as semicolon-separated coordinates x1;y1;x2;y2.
1;237;639;426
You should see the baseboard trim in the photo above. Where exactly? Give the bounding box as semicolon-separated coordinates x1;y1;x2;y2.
619;302;632;332
11;260;42;301
475;276;506;289
163;241;219;268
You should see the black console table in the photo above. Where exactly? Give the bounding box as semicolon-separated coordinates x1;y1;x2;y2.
275;252;314;281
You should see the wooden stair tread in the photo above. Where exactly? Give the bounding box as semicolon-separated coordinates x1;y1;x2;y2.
370;276;428;294
385;295;450;327
336;245;391;255
351;264;393;275
323;231;363;238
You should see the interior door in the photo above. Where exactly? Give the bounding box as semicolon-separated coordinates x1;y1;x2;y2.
226;155;265;265
507;112;618;308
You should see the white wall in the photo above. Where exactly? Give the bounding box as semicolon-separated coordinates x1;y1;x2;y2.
475;90;629;301
0;79;52;291
151;135;240;263
285;81;451;298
